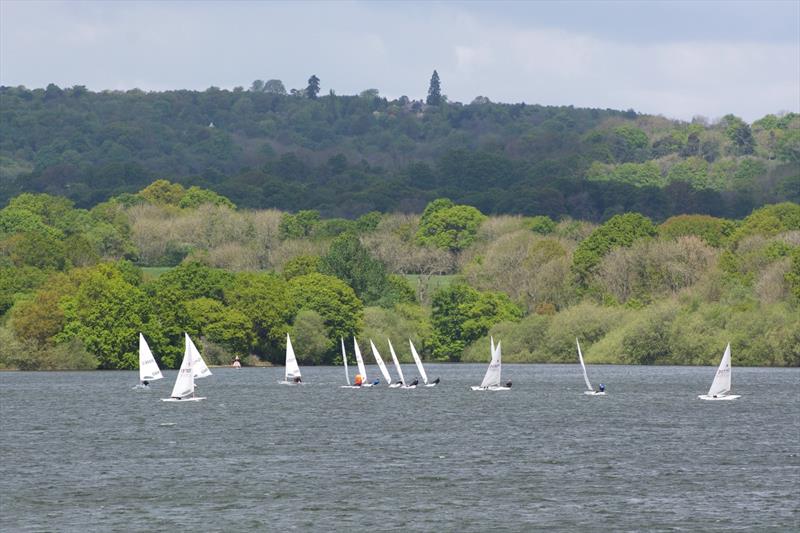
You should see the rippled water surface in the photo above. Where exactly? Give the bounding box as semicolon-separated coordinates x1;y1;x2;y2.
1;364;798;532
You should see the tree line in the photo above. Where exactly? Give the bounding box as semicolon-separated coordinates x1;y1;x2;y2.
0;81;796;219
1;185;798;370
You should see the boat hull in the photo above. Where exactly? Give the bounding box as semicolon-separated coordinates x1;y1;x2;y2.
698;394;740;401
161;397;206;402
471;386;511;391
584;390;606;396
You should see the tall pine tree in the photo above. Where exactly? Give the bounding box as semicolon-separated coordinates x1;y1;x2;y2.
306;75;320;99
426;70;441;106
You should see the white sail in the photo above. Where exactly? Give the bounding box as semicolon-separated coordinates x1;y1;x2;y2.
186;333;212;379
354;337;368;382
479;340;502;388
169;338;196;399
388;339;405;385
285;333;302;381
491;336;495;358
409;339;428;384
707;343;733;397
576;338;593;391
341;337;350;385
138;333;163;382
370;339;393;384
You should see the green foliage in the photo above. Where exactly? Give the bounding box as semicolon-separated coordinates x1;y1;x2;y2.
0;265;49;314
667;157;709;188
586;161;663;187
139;179;186;206
57;263;155;369
320;232;391;306
787;247;800;300
572;212;657;286
137;180;235;209
730;202;800;243
417;204;487;252
179;186;236;209
429;283;522;361
306;75;321;99
426;70;442;106
461;313;551;363
611;125;650;162
0;326;97;370
659;214;736;247
0;87;789;220
528;215;556;235
723;114;755;156
361;304;432;360
279;210;320;239
184;297;253;356
287;273;363;361
291;310;333;365
224;271;290;360
283;255;322;279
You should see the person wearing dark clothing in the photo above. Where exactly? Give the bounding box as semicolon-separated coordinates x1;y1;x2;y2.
410;378;419;386
294;376;302;383
431;377;440;385
505;380;512;388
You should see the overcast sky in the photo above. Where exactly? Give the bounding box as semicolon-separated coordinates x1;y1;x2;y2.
1;0;798;122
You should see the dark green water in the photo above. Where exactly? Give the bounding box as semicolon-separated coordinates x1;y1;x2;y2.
1;364;798;532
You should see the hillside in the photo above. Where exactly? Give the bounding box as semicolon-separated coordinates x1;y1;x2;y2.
1;186;798;370
1;84;797;220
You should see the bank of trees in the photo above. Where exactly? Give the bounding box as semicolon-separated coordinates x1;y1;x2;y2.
1;186;798;369
1;85;797;220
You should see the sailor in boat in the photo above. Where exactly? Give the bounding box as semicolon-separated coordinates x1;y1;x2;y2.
431;377;440;385
598;383;605;393
354;374;363;387
409;377;419;387
394;379;405;386
142;380;150;388
505;380;512;388
293;376;302;384
372;378;380;386
232;356;241;368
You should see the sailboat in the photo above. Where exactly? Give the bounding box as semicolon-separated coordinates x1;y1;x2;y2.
136;333;163;388
409;339;438;387
471;338;511;391
186;333;212;380
577;338;605;395
279;333;303;385
350;337;373;387
162;334;206;402
340;337;356;388
698;343;740;400
387;339;415;388
369;339;393;386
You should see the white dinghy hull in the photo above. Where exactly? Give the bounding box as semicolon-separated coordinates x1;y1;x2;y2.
584;390;606;396
161;397;206;402
698;394;740;401
470;385;511;391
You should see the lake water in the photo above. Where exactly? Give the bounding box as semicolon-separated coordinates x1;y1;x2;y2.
1;364;798;532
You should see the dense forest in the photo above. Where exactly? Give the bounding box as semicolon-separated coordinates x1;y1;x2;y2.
1;183;798;370
1;79;798;221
